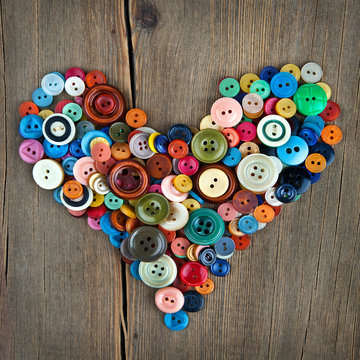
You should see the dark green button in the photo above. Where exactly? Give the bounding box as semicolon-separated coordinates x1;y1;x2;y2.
191;129;228;164
293;84;327;116
135;193;170;225
109;122;131;143
128;226;167;262
219;77;240;97
184;208;225;245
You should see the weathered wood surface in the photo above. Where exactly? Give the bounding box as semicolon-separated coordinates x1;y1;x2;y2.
1;0;359;359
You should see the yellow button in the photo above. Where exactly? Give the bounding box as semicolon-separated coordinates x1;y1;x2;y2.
120;203;137;219
239;141;260;158
89;136;110;149
199;115;224;131
316;82;331;100
148;132;161;153
38;109;53;120
90;192;104;207
240;73;260;93
198;168;229;198
280;64;301;81
186;243;198;261
173;174;192;193
182;198;201;213
275;98;297;118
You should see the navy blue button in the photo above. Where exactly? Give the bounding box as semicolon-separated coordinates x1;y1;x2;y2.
130;260;141;280
53;186;63;204
164;310;189;331
210;259;230;277
256;194;264;205
222;147;242;167
62;156;77;176
298;128;318;146
259;66;279;83
182;290;204;312
279;166;311;194
300;122;322;137
258;144;277;157
270;72;298;98
167;124;192;145
18;114;43;139
275;184;297;203
304;167;321;184
101;126;110;136
154;134;169;154
238;215;258;235
69;139;85;158
287;116;302;135
214;237;235;259
32;87;53;107
198;248;217;266
309;142;335;166
233;91;247;104
43;139;69;158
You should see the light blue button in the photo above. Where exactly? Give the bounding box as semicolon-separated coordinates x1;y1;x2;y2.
164;310;189;331
32;88;53;107
270;72;298;98
62;156;77;175
238;215;258;234
18;114;43;139
41;72;65;96
277;136;309;165
222;147;242;167
43;139;69;158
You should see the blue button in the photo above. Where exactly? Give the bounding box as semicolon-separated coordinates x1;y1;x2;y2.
304;115;325;131
43;139;68;158
304;167;321;184
76;120;95;139
81;130;112;156
214;237;235;258
100;212;121;236
210;259;230;277
41;72;65;96
298;128;318;146
222;147;242;167
256;194;264;205
51;71;65;81
300;121;322;137
130;260;141;280
182;290;204;312
309;142;335;166
259;66;279;83
101;126;110;136
275;184;297;203
270;72;298;98
238;215;258;235
53;186;63;204
32;87;53;107
18;114;43;139
288;116;302;135
109;231;128;248
188;190;205;205
62;156;77;175
164;310;189;331
69;139;85;158
233;91;247;104
277;136;309;165
279;166;311;194
198;248;217;266
154;134;169;154
167;124;192;145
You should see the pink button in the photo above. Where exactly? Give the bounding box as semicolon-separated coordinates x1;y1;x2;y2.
210;97;243;127
68;208;87;217
171;237;191;257
18;139;44;164
155;286;185;313
65;67;86;81
95;157;116;175
148;184;163;194
236;122;257;141
87;216;102;230
73;157;97;185
242;93;264;116
217;202;240;221
91;142;111;162
264;97;279;115
161;175;188;202
178;156;199;176
55;99;73;113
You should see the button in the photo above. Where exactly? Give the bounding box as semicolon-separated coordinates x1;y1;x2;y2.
178;156;199;176
158;202;189;231
65;76;85;96
168;139;188;159
275;98;296;118
239;142;260;158
276;136;309;165
319;101;341;122
18;114;43;139
181;198;201;213
222;147;242;167
120;203;137;218
198;168;229;198
184;208;225;245
90;142;111;162
265;187;283;206
41;73;65;96
232;234;251;250
104;192;123;210
233;190;258;213
275;184;297;203
279;165;312;194
195;278;214;295
293;84;327;116
239;73;260;93
154;134;169;153
191;129;228;164
301;62;323;83
32;87;53;107
316;82;331;99
62;103;82;122
270;72;298;98
280;64;301;81
182;290;205;312
87;203;107;219
171;237;191;258
138;254;177;288
75;121;95;140
32;159;64;190
135;193;170;225
120;237;137;262
65;67;85;80
210;259;230;277
304;115;325;133
309;142;335;166
238;215;258;234
129;132;154;159
256;115;291;147
130;260;141;280
241;93;263;119
161;175;188;202
126;217;142;234
85;70;106;87
210;97;243;127
237;154;278;193
42;113;76;145
128;226;167;262
217;202;239;221
214;236;235;259
19;101;39;118
61;185;93;211
298;128;318;146
305;153;327;173
110;142;130;160
198;248;217;266
155;287;185;313
88;217;102;231
110;209;127;231
219;77;240;97
250;79;271;99
61;156;77;175
90;192;105;207
259;66;279;83
173;174;192;193
237;122;257;142
18;139;44;164
73;157;97;185
148;132;160;153
125;108;147;128
167;124;193;144
164;310;189;331
222;127;240;147
264;97;279;115
145;153;172;179
38;109;54;120
199;114;224;131
254;204;275;223
109;122;131;143
228;218;245;236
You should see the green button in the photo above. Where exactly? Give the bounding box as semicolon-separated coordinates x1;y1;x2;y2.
293;84;327;116
109;122;131;143
184;208;225;245
104;192;123;210
218;77;240;97
250;80;271;99
191;129;228;164
62;103;83;122
135;193;170;225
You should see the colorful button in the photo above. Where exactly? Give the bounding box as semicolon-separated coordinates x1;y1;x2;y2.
42;113;76;145
293;84;327;116
198;168;229;198
305;153;327;173
270;72;298;98
211;97;243;127
232;190;258;213
199;115;224;131
164;310;189;331
198;248;217;266
250;79;271;99
321;125;343;145
301;62;323;83
219;77;240;97
239;73;260;93
135;193;170;225
155;287;185;313
256;115;291;147
280;64;301;81
32;87;53;107
18;114;43;139
195;278;214;295
241;93;264;118
275;98;296;118
319;101;341;122
210;259;230;277
238;215;258;234
276;136;309;165
65;76;85;96
41;73;65;96
173;174;192;193
214;236;235;259
19;139;44;164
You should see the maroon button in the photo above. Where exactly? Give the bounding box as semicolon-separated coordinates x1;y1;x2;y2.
319;100;341;122
172;275;191;293
94;94;116;115
180;262;208;286
232;190;258;214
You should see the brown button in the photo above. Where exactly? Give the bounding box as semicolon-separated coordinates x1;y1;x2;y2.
239;141;260;158
126;217;142;234
110;209;127;231
111;142;132;160
145;154;172;179
232;190;258;214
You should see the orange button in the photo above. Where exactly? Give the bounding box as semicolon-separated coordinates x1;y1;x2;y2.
125;108;147;128
158;226;176;243
222;127;240;147
126;217;142;234
195;278;214;295
254;204;275;223
19;101;39;117
110;209;127;231
91;142;111;162
321;125;343;145
305;153;326;173
232;235;251;250
171;237;191;257
111;142;131;160
85;70;106;87
63;180;83;199
168;139;189;159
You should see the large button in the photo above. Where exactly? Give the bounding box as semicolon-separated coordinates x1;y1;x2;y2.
42;113;76;145
158;202;189;231
41;73;65;96
279;165;311;194
276;136;309;165
135;193;170;225
145;153;172;179
180;262;207;287
182;290;205;312
161;175;188;202
300;62;323;83
184;208;225;245
210;97;243;127
214;236;235;259
191;129;228;163
138;254;177;288
257;114;291;147
19;139;44;164
19;114;43;139
270;72;298;98
232;190;258;213
164;310;189;331
293;84;327;116
128;226;167;262
210;259;230;277
32;159;64;190
155;287;184;313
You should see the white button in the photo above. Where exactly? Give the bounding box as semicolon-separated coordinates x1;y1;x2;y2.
60;185;94;211
41;73;64;96
269;155;283;174
159;202;189;231
257;221;267;230
237;154;278;193
300;62;323;83
199;115;224;131
32;159;64;190
93;175;110;195
64;76;85;96
129;132;154;159
136;126;157;135
42;113;76;145
265;187;283;206
257;115;291;147
198;168;229;198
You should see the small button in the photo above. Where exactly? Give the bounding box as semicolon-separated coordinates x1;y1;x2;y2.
264;97;279;115
168;139;188;159
154;134;169;153
319;101;341;122
265;187;283;206
222;147;242;167
85;70;106;87
135;193;170;225
178;156;199;176
239;141;260;158
316;82;331;99
275;98;296;118
198;248;217;266
182;290;205;312
173;174;192;193
32;159;64;190
73;157;97;185
61;185;94;211
210;259;230;277
19;101;39;118
219;77;240;97
41;73;65;96
309;142;335;166
237;121;257;141
301;62;323;83
61;156;77;176
129;132;154;159
155;287;185;313
222;127;240;147
280;64;301;81
130;260;141;280
259;66;279;83
91;142;111;162
65;76;85;96
111;142;131;160
146;153;172;179
305;153;327;173
232;234;251;250
104;192;123;210
32;87;53;107
232;190;258;213
199;114;224;131
164;310;189;331
195;278;214;295
217;202;240;222
250;79;271;99
241;93;264;119
214;236;235;259
211;97;243;127
275;184;297;203
239;73;260;93
254;204;275;223
257;114;291;147
270;72;298;98
18;139;44;164
171;237;191;258
167;124;193;144
19;114;43;139
181;198;201;213
65;67;86;80
238;215;259;234
125;108;147;128
38;109;54;120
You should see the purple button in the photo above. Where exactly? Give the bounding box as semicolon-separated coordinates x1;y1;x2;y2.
18;139;44;164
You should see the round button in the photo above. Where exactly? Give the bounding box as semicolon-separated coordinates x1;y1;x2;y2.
129;132;154;159
250;79;271;99
19;139;44;164
264;97;279;115
239;73;260;93
155;287;185;313
178;156;199;176
242;93;264;118
195;278;214;295
210;259;230;277
275;98;296;118
135;193;170;225
65;76;85;96
319;101;341;122
210;97;243;127
182;290;205;313
301;62;323;83
217;202;239;221
321;125;342;145
199;114;224;131
63;180;83;199
61;185;93;211
198;248;217;266
104;192;123;210
256;115;291;147
109;122;131;143
232;234;251;250
265;187;283;206
84;69;106;87
259;66;279;82
173;175;192;193
238;215;258;234
222;147;242;167
158;202;189;231
219;77;240;97
214;236;235;259
180;262;207;287
280;64;301;81
233;190;258;213
222;127;240;147
110;210;127;231
125;108;147;128
41;73;65;96
316;82;331;99
239;142;260;158
42;113;76;145
181;198;201;213
171;237;191;258
168;139;188;159
167;124;193;144
305;153;327;173
145;153;172;179
254;204;275;223
277;136;309;165
237;121;257;142
65;67;85;80
293;84;327;116
32;159;64;190
32;87;53;107
309;142;335;166
18;114;43;139
164;310;189;331
62;103;82;122
298;128;318;146
161;175;188;202
270;72;298;98
73;157;97;185
275;184;297;203
19;101;39;118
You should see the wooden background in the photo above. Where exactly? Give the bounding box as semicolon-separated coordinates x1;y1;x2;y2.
1;0;359;359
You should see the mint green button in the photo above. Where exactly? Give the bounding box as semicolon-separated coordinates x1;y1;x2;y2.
218;77;240;97
293;84;327;116
62;103;82;122
104;192;123;210
250;80;271;99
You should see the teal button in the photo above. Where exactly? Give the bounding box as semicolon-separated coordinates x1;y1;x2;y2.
135;193;170;225
104;192;123;210
218;77;240;98
293;84;327;116
250;80;271;99
62;103;82;122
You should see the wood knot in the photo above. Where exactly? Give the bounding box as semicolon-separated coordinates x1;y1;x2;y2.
135;0;160;31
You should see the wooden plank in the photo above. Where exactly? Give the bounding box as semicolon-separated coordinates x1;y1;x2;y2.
126;0;360;359
1;0;132;359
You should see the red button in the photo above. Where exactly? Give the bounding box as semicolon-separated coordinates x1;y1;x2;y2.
319;101;341;122
19;101;39;118
94;94;116;115
158;226;176;243
172;275;191;292
168;139;189;159
180;262;208;286
222;127;240;147
85;70;107;88
87;204;107;219
232;235;251;250
55;99;73;113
